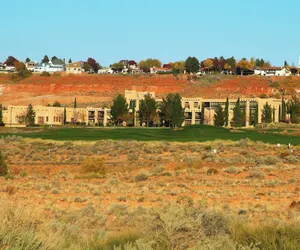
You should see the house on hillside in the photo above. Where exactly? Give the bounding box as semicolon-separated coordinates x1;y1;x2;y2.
150;67;172;74
66;61;84;74
33;60;65;73
254;67;291;76
0;63;6;73
25;61;37;71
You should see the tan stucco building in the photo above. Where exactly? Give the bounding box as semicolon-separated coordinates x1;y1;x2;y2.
66;62;84;74
2;90;283;127
3;105;111;127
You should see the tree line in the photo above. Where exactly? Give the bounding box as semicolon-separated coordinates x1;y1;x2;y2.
111;93;184;127
213;96;300;127
6;54;297;76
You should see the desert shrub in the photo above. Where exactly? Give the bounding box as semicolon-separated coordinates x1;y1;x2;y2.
207;168;218;175
81;157;107;175
236;138;251;148
223;166;241;174
0;199;66;249
232;223;300;250
140;205;203;250
247;170;266;179
9;69;32;82
134;171;149;182
151;165;165;175
40;71;51;77
0;151;8;176
256;155;278;166
97;232;139;250
202;211;229;236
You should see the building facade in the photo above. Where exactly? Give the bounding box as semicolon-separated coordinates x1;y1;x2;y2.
3;106;111;127
2;90;282;127
66;62;84;74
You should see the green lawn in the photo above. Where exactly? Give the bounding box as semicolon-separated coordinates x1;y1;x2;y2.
2;125;300;145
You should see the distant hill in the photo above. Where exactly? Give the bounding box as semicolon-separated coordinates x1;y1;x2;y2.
0;74;299;106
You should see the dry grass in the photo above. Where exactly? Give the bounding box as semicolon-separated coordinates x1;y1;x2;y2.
0;138;299;248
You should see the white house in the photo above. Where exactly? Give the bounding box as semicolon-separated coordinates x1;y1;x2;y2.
150;67;172;74
254;67;291;76
34;60;65;73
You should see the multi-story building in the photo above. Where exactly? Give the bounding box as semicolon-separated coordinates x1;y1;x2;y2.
3;105;111;127
66;62;84;74
2;90;282;127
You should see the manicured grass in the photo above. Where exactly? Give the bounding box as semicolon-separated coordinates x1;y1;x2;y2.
2;125;300;145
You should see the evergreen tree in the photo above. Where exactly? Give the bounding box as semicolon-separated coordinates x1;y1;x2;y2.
281;98;286;122
0;104;4;126
63;106;67;125
254;104;259;126
160;94;175;126
139;94;157;127
231;98;244;127
290;96;300;124
272;108;275;123
25;57;31;63
261;102;272;123
25;103;36;126
200;103;205;125
68;58;72;63
41;55;49;63
171;94;184;127
213;105;225;127
224;97;229;126
74;97;77;109
111;94;128;126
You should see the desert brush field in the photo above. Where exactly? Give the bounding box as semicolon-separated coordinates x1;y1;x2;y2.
0;133;300;249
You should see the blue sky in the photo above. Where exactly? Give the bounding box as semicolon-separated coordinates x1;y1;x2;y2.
1;0;299;66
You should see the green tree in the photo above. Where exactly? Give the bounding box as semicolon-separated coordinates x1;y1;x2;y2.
0;104;4;126
52;101;61;107
254;104;259;126
171;94;184;127
111;62;124;71
261;102;272;123
224;97;229;126
290;96;300;124
111;94;128;126
74;97;77;109
200;104;205;124
160;93;184;127
83;63;92;72
231;98;245;127
185;57;199;73
139;94;157;126
226;56;236;71
214;105;225;127
25;103;36;126
42;55;49;63
0;151;8;176
68;58;72;63
25;57;31;63
281;98;286;122
63;106;67;125
51;56;58;61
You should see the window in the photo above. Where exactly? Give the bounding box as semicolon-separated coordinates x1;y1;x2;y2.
185;102;190;108
46;116;48;122
74;68;77;71
194;102;198;108
78;69;81;71
68;68;70;70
